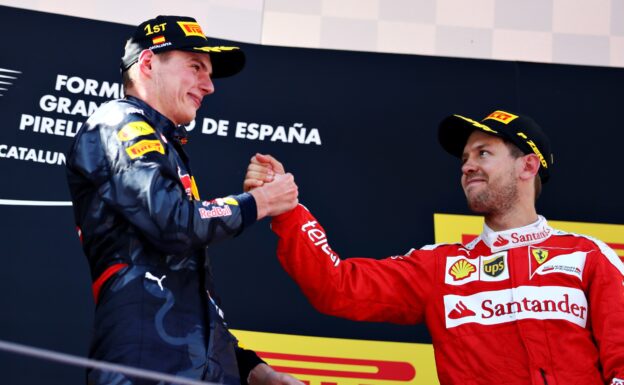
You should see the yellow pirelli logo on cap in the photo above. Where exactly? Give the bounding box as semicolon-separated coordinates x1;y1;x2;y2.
177;21;206;38
125;139;164;159
484;110;519;125
117;121;156;142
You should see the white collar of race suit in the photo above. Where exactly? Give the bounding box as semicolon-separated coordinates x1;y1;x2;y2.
479;215;553;253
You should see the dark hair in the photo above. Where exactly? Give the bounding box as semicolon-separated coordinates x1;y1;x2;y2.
121;51;175;93
503;140;542;201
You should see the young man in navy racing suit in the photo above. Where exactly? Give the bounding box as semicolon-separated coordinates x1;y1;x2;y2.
67;15;302;385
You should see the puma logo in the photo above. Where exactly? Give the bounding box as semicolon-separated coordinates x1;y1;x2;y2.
145;272;166;291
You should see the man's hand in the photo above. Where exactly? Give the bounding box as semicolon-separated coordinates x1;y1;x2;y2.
249;173;298;220
244;153;286;192
248;363;304;385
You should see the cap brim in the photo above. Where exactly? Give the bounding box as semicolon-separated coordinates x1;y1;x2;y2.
438;114;503;158
187;46;246;78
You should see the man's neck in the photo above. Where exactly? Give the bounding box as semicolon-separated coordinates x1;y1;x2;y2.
484;202;538;232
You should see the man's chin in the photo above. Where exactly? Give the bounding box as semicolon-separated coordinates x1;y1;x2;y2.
466;197;491;215
179;113;196;126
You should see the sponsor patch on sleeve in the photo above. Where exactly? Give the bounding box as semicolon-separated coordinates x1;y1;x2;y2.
202;197;239;207
117;121;156;142
125;139;165;159
197;197;242;219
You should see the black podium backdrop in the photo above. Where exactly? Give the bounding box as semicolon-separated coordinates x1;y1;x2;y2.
0;5;623;384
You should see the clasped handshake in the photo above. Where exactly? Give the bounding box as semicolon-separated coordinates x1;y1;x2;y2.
244;153;299;220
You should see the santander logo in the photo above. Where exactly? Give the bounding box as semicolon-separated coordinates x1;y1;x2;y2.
448;301;476;319
490;224;552;249
510;227;551;244
493;235;509;247
444;286;588;329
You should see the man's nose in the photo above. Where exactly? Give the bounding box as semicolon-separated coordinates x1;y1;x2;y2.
199;74;215;96
461;157;478;175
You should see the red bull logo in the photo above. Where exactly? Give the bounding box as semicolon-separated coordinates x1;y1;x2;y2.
177;167;199;200
177;167;192;196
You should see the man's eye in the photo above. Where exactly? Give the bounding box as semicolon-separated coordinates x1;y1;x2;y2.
479;150;488;157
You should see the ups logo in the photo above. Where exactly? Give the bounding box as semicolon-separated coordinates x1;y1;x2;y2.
483;255;505;277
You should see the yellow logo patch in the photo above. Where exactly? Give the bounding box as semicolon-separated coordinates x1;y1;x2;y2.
222;197;239;206
117;121;156;142
483;255;505;277
125;140;164;159
484;110;519;125
532;249;549;265
177;21;206;38
449;259;477;281
193;46;240;53
455;115;498;134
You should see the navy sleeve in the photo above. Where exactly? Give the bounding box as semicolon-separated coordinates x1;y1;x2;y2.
69;114;256;255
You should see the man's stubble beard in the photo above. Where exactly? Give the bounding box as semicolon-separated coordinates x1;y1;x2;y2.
466;172;518;216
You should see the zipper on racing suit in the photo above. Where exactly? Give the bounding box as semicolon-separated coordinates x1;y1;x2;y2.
540;368;548;385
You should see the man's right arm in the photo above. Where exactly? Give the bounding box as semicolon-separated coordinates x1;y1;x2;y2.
271;204;433;325
67;115;297;255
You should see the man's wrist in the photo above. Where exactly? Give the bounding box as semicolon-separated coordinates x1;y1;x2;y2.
234;192;258;229
247;363;273;385
249;188;268;220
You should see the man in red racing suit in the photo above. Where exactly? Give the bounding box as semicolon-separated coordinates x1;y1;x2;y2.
247;110;624;385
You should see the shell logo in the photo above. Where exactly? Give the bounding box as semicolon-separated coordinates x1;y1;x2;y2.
449;259;476;281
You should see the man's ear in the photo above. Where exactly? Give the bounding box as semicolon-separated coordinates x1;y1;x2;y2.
519;153;541;181
137;49;155;78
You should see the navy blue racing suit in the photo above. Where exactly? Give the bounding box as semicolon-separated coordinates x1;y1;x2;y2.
66;96;262;384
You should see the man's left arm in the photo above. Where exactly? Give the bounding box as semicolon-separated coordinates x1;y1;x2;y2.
587;240;624;384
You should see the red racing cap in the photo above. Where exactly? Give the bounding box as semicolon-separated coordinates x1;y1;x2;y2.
438;110;554;183
120;15;245;78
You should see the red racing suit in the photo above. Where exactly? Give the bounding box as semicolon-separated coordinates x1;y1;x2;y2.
272;204;624;385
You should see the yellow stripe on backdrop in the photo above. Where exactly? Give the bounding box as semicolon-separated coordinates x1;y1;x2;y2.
231;329;439;385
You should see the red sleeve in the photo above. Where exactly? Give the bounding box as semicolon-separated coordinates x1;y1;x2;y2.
585;239;624;383
271;204;435;325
